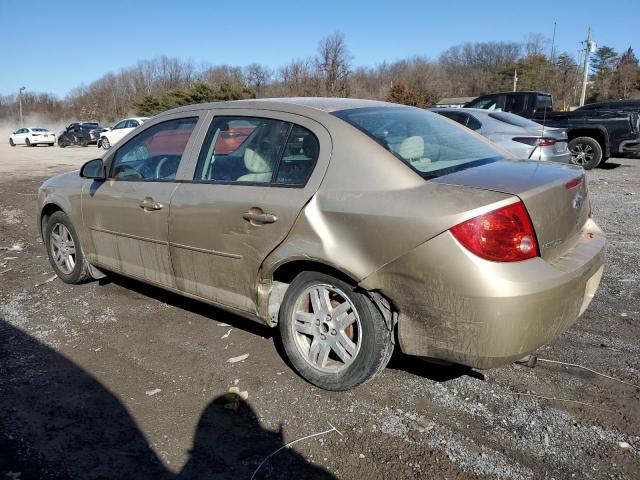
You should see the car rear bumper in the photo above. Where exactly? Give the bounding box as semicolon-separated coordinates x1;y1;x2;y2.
359;218;606;368
530;146;571;163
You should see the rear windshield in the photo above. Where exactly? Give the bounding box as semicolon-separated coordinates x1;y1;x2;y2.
488;112;539;128
32;128;49;132
333;106;505;179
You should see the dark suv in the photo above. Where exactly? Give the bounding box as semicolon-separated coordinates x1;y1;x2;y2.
465;92;640;169
58;123;103;148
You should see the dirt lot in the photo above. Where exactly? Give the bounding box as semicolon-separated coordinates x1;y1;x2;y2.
1;142;639;479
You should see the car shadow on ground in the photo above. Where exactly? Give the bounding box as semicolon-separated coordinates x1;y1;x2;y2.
0;320;334;480
97;272;482;386
387;352;485;383
598;161;622;170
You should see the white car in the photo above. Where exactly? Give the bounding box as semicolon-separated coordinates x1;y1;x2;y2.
9;127;56;147
98;117;148;149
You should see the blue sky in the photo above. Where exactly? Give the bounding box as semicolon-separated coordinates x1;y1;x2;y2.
1;0;638;97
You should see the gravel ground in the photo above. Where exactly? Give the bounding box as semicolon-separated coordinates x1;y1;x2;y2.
1;143;639;479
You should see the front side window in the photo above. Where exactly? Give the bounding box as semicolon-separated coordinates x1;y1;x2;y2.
333;106;504;180
195;116;319;186
111;117;197;181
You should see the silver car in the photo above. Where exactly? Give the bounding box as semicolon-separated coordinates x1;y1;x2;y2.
433;108;571;163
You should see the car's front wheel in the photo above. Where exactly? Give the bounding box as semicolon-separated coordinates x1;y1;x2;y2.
9;138;15;146
101;137;110;149
279;271;394;390
44;211;92;284
569;137;602;170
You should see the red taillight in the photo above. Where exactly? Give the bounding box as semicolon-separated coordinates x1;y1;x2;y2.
564;176;583;189
89;130;96;135
513;137;556;147
450;202;539;262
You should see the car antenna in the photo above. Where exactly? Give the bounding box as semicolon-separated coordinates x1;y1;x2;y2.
540;21;557;140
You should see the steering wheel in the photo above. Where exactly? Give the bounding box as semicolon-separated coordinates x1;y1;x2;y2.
115;165;143;179
155;156;171;179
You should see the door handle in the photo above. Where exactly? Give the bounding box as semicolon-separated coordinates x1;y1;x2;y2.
139;197;163;211
242;209;278;225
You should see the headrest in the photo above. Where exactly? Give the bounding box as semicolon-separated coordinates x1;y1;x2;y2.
244;148;272;173
398;136;424;160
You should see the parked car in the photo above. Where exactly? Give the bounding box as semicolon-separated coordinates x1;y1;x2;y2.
98;117;149;149
432;108;571;163
37;98;605;391
9;127;56;146
58;123;103;147
465;91;640;169
575;99;640;113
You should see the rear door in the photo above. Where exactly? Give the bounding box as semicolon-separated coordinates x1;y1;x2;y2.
81;114;204;287
168;109;331;313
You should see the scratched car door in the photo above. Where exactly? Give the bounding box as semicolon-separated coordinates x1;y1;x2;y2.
81;114;204;287
168;110;331;313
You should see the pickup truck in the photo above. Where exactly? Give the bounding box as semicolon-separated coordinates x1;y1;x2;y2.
465;91;640;169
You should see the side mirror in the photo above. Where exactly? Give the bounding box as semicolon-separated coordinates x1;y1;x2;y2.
80;158;106;180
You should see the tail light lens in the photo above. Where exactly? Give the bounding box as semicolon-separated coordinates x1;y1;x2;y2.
450;202;539;262
513;137;556;147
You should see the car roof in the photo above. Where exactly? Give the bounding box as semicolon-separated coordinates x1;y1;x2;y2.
164;97;399;116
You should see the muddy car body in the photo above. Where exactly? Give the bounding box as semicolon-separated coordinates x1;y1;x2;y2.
37;98;606;390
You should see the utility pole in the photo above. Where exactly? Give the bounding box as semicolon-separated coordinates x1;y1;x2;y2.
19;86;26;127
579;27;592;107
513;69;518;92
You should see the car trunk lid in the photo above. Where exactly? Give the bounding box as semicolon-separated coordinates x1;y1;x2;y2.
433;160;590;262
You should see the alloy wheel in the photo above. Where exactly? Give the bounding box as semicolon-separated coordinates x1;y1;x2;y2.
570;143;594;166
49;222;76;274
291;284;362;373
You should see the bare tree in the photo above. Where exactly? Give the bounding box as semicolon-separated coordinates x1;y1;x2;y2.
316;32;352;96
244;63;272;96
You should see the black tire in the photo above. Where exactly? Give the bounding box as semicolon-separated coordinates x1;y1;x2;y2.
101;137;110;150
25;138;31;147
80;138;89;147
44;211;92;284
59;142;66;148
9;138;15;146
279;271;394;390
569;137;603;170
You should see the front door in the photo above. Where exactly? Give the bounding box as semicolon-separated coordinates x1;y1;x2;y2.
82;115;201;287
168;112;331;313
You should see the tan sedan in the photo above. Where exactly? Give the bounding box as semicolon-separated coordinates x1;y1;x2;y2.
38;98;605;390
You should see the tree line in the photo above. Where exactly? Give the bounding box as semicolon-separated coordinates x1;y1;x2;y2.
1;32;638;125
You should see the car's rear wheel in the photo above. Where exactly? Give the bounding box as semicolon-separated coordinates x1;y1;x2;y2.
58;141;66;148
80;138;89;147
9;138;15;146
279;271;394;390
569;137;602;170
101;137;110;149
25;138;31;147
44;211;91;284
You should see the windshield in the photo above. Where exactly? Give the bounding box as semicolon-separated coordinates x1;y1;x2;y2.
32;128;49;132
488;112;539;128
333;106;505;179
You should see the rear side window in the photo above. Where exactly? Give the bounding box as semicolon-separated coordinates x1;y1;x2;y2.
535;94;552;111
334;106;504;180
194;116;318;186
111;117;197;181
504;95;528;114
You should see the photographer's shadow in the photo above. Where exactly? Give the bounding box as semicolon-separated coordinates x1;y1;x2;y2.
0;320;333;479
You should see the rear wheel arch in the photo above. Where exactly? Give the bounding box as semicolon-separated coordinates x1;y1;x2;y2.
263;260;363;326
567;128;608;157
